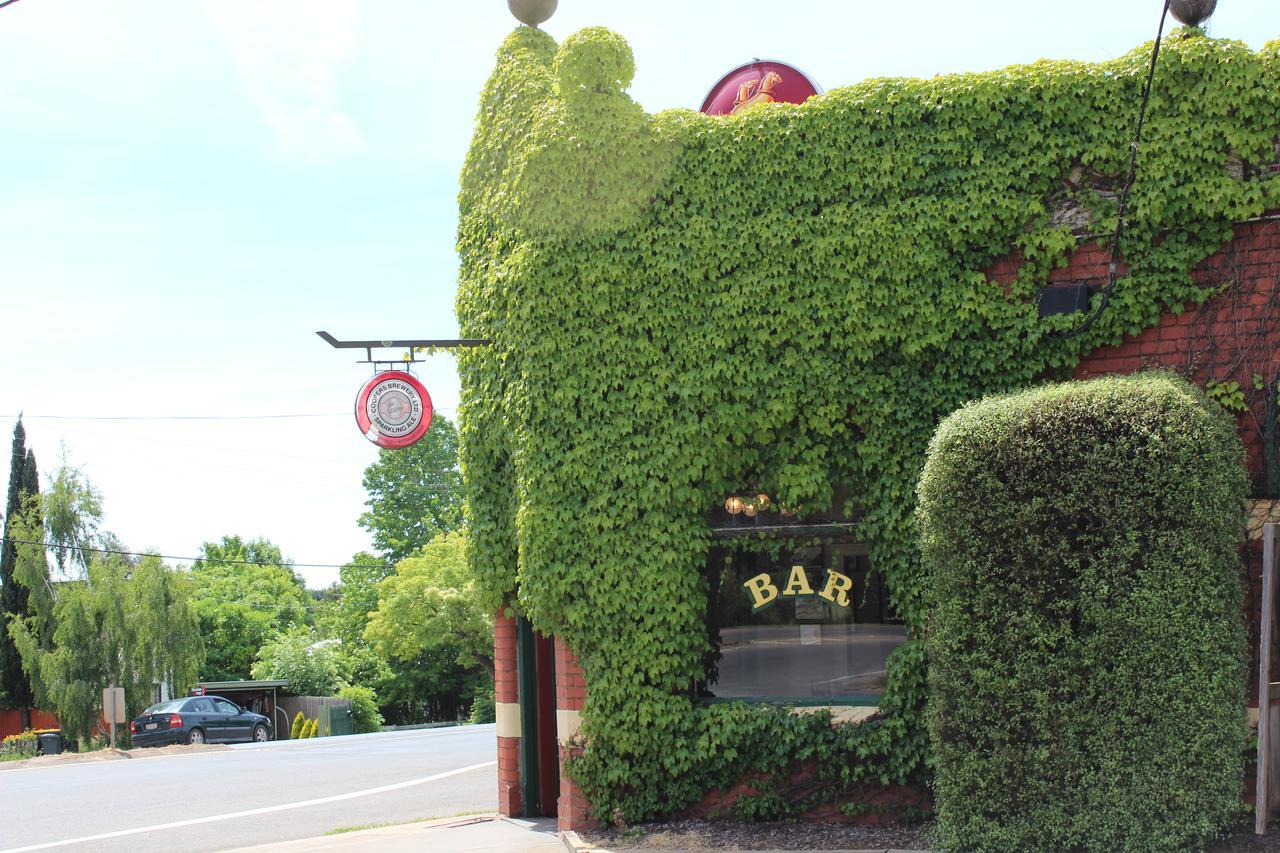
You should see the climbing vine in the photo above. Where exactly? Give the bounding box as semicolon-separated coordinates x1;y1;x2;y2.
456;25;1280;821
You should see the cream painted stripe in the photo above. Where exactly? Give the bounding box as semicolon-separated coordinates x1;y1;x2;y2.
495;702;521;738
0;760;497;853
556;709;581;744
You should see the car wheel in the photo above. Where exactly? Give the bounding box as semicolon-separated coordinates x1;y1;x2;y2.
252;725;269;743
187;728;206;745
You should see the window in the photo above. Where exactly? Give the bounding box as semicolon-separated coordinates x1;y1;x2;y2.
213;699;239;714
702;542;905;703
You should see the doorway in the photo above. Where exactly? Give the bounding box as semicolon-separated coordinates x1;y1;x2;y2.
517;617;559;816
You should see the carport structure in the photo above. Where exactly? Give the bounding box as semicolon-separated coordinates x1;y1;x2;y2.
194;679;290;740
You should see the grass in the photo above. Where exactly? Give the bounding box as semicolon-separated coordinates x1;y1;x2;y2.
324;811;490;836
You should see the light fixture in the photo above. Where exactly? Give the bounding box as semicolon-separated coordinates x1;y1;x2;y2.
725;496;746;515
1169;0;1216;27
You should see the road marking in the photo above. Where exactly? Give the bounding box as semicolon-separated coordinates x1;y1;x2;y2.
0;760;497;852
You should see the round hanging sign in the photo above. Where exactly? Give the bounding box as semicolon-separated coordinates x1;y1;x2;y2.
699;60;821;117
354;371;432;449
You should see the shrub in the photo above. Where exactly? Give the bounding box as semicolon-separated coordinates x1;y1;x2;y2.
0;731;39;761
918;373;1249;852
305;717;318;738
338;685;383;734
468;680;495;725
290;711;305;740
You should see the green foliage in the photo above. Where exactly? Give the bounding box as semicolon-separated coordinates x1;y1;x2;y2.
364;531;493;723
918;373;1248;851
457;25;1279;821
0;418;40;713
187;536;311;681
251;629;344;697
467;680;495;725
338;684;383;733
8;552;204;745
359;416;464;563
42;451;103;578
304;717;318;738
1205;377;1247;412
364;531;492;674
290;710;305;740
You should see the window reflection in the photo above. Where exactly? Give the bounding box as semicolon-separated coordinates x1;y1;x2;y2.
703;543;906;701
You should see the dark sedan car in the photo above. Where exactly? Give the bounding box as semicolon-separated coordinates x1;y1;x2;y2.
130;695;272;746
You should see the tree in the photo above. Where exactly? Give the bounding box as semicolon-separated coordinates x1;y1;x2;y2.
364;531;493;722
0;418;43;726
42;448;103;578
187;536;311;681
251;628;344;696
9;552;204;745
359;415;464;563
337;685;383;733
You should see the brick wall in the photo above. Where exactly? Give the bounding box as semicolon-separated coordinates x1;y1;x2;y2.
494;609;522;817
554;636;595;831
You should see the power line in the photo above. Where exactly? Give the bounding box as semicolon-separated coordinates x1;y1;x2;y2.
3;408;458;422
1053;0;1172;340
0;0;24;11
4;413;348;422
0;536;385;571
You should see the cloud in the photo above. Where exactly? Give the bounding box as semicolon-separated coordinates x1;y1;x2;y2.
202;0;365;163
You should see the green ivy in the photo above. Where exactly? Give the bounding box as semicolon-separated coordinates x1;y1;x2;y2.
456;25;1280;821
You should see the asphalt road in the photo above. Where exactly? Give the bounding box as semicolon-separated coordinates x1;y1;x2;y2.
0;724;498;853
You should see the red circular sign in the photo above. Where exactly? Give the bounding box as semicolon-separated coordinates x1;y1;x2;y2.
354;371;433;449
700;60;821;116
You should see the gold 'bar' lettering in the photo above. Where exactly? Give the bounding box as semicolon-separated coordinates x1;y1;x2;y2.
817;568;854;607
781;564;814;597
742;572;779;611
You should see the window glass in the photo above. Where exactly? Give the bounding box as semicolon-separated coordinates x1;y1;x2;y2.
190;698;215;714
703;543;906;701
213;699;239;714
143;700;184;715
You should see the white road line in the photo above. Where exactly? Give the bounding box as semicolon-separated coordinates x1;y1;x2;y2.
0;760;497;852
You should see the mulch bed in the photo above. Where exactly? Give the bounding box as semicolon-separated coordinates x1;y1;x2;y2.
583;817;1280;851
581;818;931;851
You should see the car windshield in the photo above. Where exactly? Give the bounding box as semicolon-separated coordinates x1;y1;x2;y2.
142;700;185;715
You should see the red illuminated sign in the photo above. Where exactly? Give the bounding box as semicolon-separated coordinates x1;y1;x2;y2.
354;371;433;449
700;60;821;116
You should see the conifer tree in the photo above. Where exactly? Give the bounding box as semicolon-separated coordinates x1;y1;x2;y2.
0;419;42;728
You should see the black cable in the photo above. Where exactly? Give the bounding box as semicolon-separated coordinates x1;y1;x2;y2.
1052;0;1173;341
3;413;349;422
0;536;387;570
0;0;24;10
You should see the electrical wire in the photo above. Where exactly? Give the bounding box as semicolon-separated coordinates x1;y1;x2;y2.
4;413;348;421
0;0;24;10
1051;0;1173;341
0;536;386;570
3;408;458;422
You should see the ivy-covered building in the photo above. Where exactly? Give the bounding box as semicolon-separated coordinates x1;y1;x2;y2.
455;23;1280;830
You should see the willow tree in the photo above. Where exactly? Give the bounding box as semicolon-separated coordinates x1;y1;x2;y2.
10;552;204;744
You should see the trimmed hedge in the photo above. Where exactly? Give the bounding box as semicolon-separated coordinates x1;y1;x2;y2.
918;373;1249;852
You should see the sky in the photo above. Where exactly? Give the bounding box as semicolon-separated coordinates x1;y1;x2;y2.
2;0;1278;589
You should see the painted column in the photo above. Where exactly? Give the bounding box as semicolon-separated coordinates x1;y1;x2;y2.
494;609;522;816
555;635;596;831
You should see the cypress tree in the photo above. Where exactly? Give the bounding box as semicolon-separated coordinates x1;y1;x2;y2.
0;418;40;727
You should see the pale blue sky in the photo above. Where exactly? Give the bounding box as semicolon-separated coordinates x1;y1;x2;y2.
2;0;1277;587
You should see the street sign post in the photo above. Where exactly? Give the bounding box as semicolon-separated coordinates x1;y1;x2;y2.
103;686;126;749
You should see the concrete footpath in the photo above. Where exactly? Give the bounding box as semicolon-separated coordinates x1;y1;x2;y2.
224;814;592;853
224;814;922;853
